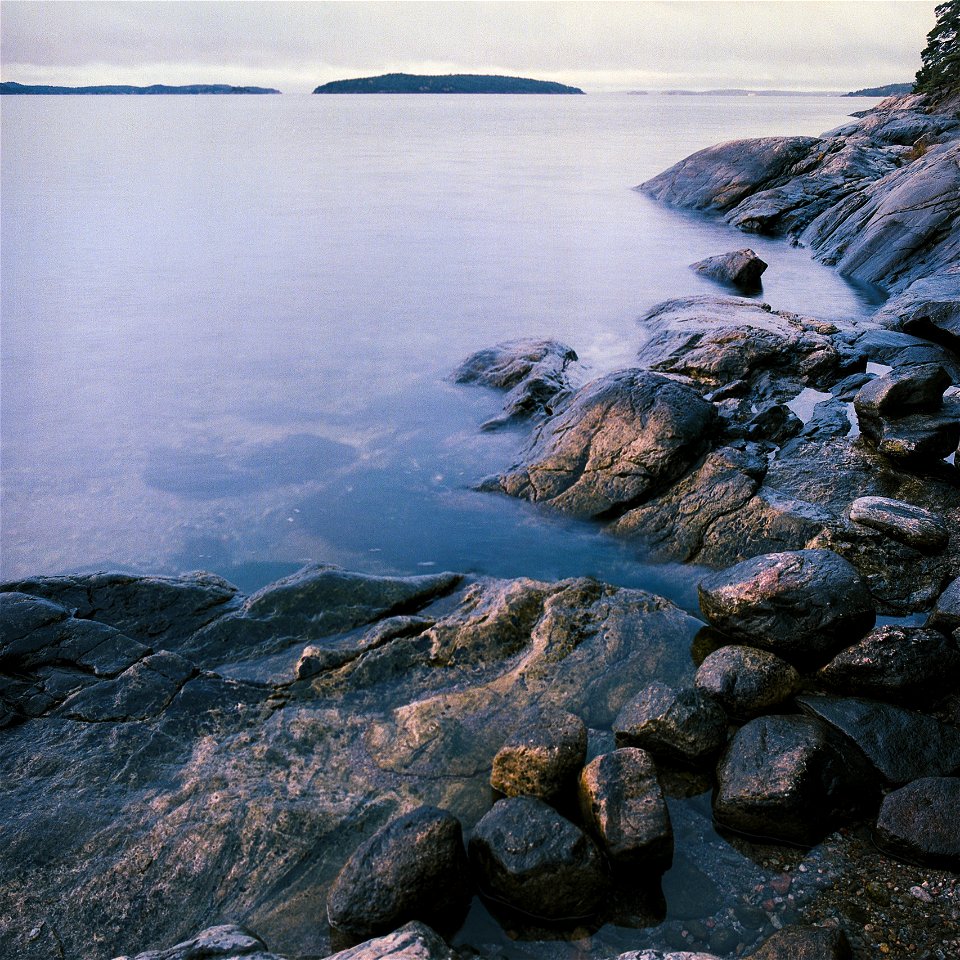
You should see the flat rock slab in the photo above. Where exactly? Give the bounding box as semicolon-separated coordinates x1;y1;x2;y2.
797;694;960;785
697;549;875;663
690;249;768;290
875;777;960;869
849;496;949;551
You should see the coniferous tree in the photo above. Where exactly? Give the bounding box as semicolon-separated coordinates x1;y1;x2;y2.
914;0;960;94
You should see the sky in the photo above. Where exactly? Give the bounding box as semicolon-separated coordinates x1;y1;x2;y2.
0;1;939;94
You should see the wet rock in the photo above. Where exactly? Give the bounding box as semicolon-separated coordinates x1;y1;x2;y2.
0;592;69;643
326;806;471;943
714;714;877;845
875;777;960;869
877;269;960;353
697;549;875;664
797;694;960;784
110;923;281;960
817;625;960;702
322;922;457;960
691;249;768;289
491;707;587;802
452;338;578;430
854;362;953;421
613;681;727;766
468;796;607;921
695;645;801;717
578;748;673;869
851;327;960;380
798;398;851;440
496;369;716;519
746;924;851;959
861;405;960;462
849;496;949;551
929;575;960;634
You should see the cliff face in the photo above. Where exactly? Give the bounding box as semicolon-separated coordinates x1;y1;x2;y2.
639;92;960;296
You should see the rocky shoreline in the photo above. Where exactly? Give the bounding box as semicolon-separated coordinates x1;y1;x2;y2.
2;93;959;960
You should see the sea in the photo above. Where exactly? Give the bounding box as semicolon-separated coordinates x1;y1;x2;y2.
1;93;884;614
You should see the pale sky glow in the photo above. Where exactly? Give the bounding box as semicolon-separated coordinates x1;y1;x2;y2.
0;1;938;93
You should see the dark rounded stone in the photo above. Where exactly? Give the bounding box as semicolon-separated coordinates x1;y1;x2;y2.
691;249;768;290
326;806;471;943
695;645;801;717
613;681;728;765
698;549;875;663
928;575;960;634
468;796;607;921
578;748;673;869
875;776;960;869
849;496;949;551
714;714;877;845
490;707;587;802
854;363;952;421
747;924;851;959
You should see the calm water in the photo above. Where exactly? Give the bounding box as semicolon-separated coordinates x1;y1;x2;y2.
1;93;883;605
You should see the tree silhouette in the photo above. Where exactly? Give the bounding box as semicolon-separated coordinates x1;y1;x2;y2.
915;0;960;94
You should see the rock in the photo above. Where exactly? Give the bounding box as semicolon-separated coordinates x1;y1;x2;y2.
496;369;716;519
849;496;949;551
691;249;768;289
452;338;578;430
875;777;960;869
694;645;801;717
613;681;727;766
854;362;953;421
321;922;456;960
714;714;877;845
326;806;471;943
745;924;851;959
110;923;282;960
578;748;673;869
468;796;608;921
490;707;587;802
817;625;960;701
850;328;960;381
860;405;960;462
639;137;821;213
796;694;960;784
928;576;960;634
874;269;960;353
697;549;875;663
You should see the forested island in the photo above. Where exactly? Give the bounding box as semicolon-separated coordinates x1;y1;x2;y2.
312;73;584;94
845;82;914;96
0;81;280;95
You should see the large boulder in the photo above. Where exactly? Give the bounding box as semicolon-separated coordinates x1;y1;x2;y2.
875;777;960;869
496;370;716;519
697;550;875;663
714;714;877;845
468;796;608;921
326;806;471;943
745;925;851;960
694;645;801;718
109;924;282;960
690;249;767;290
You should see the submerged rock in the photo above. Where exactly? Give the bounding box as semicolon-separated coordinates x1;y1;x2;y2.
875;777;960;869
469;796;608;921
326;806;471;943
690;249;768;290
496;369;716;519
694;645;801;717
697;549;875;663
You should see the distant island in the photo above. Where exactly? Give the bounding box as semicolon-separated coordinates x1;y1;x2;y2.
634;88;845;97
312;73;584;94
843;82;914;97
0;81;280;95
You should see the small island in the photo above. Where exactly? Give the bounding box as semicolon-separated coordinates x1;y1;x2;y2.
844;82;914;97
312;73;584;94
0;81;280;95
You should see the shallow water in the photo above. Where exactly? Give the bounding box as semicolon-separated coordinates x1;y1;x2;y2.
2;93;883;602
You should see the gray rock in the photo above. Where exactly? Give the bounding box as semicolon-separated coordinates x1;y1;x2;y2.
613;681;728;765
875;269;960;353
714;714;876;845
326;806;471;943
745;925;851;960
452;338;578;430
695;645;801;717
854;363;953;421
578;748;673;869
929;576;960;634
864;405;960;462
468;796;607;921
818;625;960;701
497;369;716;519
691;249;768;289
875;777;960;869
849;496;949;551
110;923;281;960
697;549;876;663
797;694;960;784
490;707;587;802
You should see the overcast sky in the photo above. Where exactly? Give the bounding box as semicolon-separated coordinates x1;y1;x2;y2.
0;1;938;93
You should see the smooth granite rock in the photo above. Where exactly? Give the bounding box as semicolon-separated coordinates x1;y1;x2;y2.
326;806;471;943
875;269;960;352
695;645;801;717
578;748;673;869
854;363;952;421
875;777;960;869
490;707;587;802
109;924;282;960
849;496;950;551
714;714;877;845
691;249;768;289
613;682;728;766
697;549;876;663
497;369;716;519
469;796;608;921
